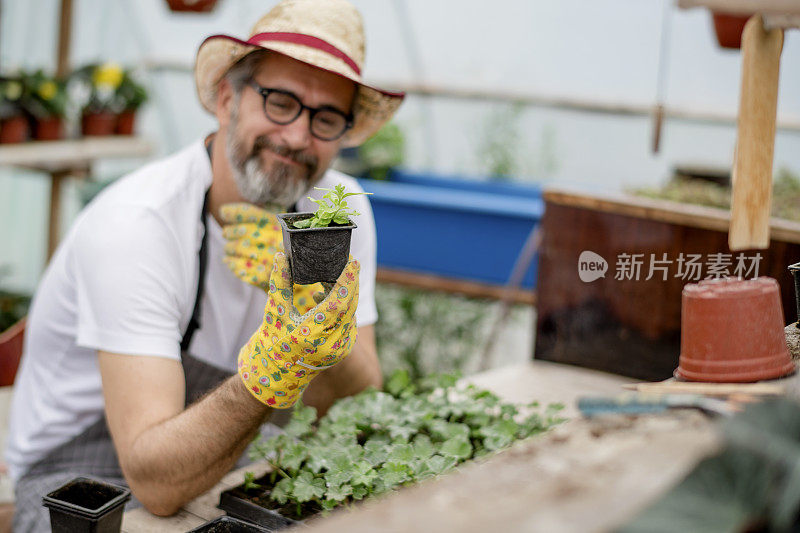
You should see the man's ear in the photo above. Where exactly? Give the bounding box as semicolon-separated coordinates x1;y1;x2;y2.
215;78;234;127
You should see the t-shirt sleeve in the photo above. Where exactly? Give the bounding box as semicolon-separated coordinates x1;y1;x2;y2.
71;204;188;359
347;186;378;327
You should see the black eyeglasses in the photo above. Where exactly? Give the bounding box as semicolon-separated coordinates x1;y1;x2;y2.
247;81;353;141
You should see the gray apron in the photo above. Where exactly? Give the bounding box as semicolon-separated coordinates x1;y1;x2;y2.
13;181;279;531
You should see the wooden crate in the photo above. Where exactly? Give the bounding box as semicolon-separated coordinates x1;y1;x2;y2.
534;189;800;381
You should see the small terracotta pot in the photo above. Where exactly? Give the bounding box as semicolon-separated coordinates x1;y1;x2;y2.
712;12;751;50
676;277;795;382
0;317;25;387
34;116;63;141
81;111;117;136
0;115;29;143
115;110;136;135
165;0;219;12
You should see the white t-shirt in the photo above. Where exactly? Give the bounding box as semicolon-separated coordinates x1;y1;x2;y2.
5;140;377;481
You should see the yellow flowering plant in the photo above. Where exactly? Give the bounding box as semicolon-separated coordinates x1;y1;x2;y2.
21;70;68;118
70;62;127;114
0;74;26;119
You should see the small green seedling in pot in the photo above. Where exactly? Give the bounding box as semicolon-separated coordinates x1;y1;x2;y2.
292;184;372;229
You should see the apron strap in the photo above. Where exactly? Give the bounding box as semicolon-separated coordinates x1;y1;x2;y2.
180;140;213;353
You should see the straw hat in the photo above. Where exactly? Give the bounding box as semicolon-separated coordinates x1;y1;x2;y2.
195;0;404;147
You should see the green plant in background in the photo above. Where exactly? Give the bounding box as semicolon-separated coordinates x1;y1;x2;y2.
21;70;68;119
292;184;371;228
0;267;31;332
373;284;531;384
474;104;558;182
69;62;125;114
632;167;800;222
245;369;566;517
0;75;25;119
116;69;148;112
357;121;405;180
476;103;524;180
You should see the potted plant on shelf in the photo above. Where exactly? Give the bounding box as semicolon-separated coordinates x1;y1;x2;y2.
114;69;147;135
0;281;30;386
711;11;752;49
165;0;220;13
22;70;68;141
277;184;370;285
219;370;566;527
71;62;124;136
0;74;29;143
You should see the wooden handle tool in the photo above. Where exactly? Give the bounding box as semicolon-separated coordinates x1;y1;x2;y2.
729;14;783;251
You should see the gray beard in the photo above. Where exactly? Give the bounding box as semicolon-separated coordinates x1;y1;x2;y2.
225;100;319;208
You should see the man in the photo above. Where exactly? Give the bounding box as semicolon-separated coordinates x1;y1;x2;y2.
6;0;404;529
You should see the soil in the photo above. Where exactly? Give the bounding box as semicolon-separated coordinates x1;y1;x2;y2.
49;479;122;510
230;474;322;522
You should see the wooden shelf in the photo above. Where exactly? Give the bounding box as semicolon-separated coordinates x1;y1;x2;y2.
0;136;152;172
0;136;154;259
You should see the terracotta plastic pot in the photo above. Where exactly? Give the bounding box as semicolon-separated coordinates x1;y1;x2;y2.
277;213;355;285
676;277;795;382
0;115;29;143
34;116;63;141
115;110;136;135
712;12;751;49
0;317;25;386
81;112;117;136
165;0;219;12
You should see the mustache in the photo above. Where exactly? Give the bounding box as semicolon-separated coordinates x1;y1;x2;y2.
251;136;318;171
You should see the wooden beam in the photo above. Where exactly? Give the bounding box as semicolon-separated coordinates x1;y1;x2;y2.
56;0;73;77
377;267;536;306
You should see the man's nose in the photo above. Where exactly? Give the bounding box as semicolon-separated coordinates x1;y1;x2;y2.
279;110;313;151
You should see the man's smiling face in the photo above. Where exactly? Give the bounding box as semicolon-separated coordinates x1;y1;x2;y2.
224;52;356;207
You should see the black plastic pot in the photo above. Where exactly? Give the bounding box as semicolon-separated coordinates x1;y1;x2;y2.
188;515;271;532
790;262;800;328
218;473;318;530
277;212;356;285
42;476;131;533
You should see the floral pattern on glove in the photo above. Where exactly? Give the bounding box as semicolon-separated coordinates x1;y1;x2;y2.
237;252;359;408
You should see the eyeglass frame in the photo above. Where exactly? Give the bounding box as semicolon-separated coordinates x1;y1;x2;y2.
247;80;354;141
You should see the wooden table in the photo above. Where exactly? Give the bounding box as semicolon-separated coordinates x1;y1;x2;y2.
0;136;152;259
120;360;789;532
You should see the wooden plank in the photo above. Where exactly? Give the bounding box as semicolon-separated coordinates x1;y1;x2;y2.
729;15;784;251
0;137;152;171
623;381;786;396
376;267;536;305
543;188;800;245
121;507;206;533
462;361;635;419
299;411;721;533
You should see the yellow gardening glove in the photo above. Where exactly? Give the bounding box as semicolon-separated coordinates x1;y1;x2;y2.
237;252;359;408
221;203;321;312
220;203;283;291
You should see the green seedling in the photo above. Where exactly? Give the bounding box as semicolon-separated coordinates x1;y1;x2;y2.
292;184;372;229
245;369;566;517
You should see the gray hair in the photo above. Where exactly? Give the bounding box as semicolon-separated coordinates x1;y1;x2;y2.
224;50;270;97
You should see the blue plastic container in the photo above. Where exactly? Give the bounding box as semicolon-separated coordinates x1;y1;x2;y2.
358;171;543;289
